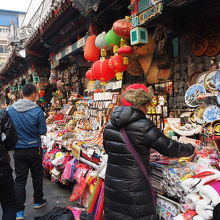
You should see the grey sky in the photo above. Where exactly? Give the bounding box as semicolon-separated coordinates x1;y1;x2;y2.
0;0;32;12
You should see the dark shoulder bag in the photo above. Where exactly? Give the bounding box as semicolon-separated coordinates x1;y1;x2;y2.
120;128;157;205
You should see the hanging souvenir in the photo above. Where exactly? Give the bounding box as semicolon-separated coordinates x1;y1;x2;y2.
189;112;196;124
196;72;207;86
138;52;154;76
194;107;206;125
113;16;132;39
157;68;172;81
84;36;100;62
217;92;220;105
212;120;220;136
203;105;220;122
204;70;219;92
188;71;202;87
213;70;220;91
127;55;144;76
105;30;121;47
134;33;155;56
185;84;206;108
205;35;220;57
203;122;213;136
192;37;208;56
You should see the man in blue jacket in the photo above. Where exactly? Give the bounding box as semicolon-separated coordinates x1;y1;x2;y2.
8;84;47;220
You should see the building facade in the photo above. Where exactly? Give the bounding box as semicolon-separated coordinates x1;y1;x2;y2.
0;9;25;68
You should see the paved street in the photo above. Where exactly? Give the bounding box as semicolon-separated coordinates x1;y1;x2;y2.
0;153;73;219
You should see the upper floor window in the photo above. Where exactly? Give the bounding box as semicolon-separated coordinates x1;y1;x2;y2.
0;45;9;53
0;28;10;33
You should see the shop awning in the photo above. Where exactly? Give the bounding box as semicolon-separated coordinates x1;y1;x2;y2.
0;50;26;87
25;0;74;50
70;0;101;13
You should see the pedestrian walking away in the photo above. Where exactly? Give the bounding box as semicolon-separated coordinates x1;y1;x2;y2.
0;109;18;220
8;84;48;220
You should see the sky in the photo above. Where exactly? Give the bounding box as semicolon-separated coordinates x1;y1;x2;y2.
0;0;32;12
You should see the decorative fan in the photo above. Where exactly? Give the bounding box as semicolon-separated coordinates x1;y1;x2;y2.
206;35;220;57
127;55;144;76
192;37;208;56
204;70;219;92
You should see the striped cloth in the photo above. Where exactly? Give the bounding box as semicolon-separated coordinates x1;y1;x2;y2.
92;134;103;146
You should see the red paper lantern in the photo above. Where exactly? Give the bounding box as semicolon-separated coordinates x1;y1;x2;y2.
113;17;132;39
91;61;101;80
84;36;100;62
91;59;116;82
109;55;128;72
86;69;95;80
118;46;134;56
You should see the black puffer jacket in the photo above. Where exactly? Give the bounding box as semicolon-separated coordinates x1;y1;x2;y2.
103;107;195;220
0;110;17;171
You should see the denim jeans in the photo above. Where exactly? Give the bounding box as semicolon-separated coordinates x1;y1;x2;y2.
0;168;16;220
14;147;44;211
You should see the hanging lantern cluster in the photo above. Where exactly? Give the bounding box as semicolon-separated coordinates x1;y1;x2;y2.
85;17;134;82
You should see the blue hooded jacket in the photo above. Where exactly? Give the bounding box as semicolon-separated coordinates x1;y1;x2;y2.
8;99;47;149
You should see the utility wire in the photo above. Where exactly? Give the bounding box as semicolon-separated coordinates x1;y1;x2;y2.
21;0;34;27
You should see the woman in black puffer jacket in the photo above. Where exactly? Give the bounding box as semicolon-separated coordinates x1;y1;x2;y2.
103;84;195;220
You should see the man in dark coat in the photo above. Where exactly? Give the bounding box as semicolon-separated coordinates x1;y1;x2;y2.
0;109;17;220
103;84;195;220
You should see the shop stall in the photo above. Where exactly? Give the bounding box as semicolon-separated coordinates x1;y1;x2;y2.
42;0;220;218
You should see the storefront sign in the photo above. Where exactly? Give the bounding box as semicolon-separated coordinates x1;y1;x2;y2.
138;0;162;14
139;3;163;25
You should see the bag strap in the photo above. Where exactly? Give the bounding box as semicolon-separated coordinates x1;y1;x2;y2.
120;128;156;205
